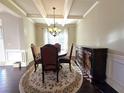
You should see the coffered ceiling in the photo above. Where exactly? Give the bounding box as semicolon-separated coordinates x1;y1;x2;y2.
0;0;99;25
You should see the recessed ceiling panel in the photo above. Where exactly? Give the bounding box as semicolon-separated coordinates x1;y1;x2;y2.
13;0;40;15
69;0;96;17
42;0;65;16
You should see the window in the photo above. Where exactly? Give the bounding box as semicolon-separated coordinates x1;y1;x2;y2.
44;28;68;51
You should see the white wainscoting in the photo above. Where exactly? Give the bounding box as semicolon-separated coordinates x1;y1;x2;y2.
106;53;124;93
5;49;26;66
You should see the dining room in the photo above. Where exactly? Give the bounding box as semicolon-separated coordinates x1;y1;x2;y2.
0;0;124;93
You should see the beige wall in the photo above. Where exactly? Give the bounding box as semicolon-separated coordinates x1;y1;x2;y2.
76;0;124;92
35;23;76;50
67;24;76;50
23;17;35;64
76;0;124;52
35;23;46;47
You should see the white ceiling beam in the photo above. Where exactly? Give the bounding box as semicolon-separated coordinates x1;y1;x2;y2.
83;1;99;18
28;15;82;19
63;0;74;26
0;0;27;16
64;0;74;19
8;0;27;16
32;0;50;25
27;14;42;18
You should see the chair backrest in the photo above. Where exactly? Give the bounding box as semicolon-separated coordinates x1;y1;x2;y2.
69;43;73;60
31;43;40;61
41;44;58;70
31;44;36;61
54;43;61;52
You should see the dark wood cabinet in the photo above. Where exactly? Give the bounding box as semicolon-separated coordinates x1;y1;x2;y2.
75;46;108;84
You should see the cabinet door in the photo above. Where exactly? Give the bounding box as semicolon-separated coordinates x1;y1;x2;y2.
92;49;107;82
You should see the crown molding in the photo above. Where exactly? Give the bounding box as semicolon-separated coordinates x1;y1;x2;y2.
27;14;42;18
27;14;82;20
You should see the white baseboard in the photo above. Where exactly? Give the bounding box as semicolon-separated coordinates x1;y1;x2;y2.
106;77;124;93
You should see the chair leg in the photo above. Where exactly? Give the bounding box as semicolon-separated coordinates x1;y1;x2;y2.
69;63;72;72
57;70;59;82
34;63;37;72
42;71;44;83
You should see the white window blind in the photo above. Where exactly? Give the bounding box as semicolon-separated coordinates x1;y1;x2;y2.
44;28;68;51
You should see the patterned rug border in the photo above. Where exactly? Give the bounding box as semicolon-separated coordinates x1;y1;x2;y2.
19;62;83;93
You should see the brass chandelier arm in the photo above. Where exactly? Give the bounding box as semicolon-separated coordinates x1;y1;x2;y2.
47;7;61;37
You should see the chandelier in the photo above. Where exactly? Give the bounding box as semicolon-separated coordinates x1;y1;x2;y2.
48;7;61;37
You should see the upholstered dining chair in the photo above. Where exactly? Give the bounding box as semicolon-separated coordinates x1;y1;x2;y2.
54;43;61;52
41;44;60;83
31;43;42;72
59;43;73;71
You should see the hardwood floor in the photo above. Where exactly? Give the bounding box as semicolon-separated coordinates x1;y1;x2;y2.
77;78;100;93
0;66;117;93
0;66;26;93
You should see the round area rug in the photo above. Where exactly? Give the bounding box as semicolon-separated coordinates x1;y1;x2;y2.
19;62;83;93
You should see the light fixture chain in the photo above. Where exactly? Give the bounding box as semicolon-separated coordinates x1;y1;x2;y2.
48;7;61;37
53;7;56;27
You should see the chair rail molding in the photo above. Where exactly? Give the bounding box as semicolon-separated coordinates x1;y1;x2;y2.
106;51;124;93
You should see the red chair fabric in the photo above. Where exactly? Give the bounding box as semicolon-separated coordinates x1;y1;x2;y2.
41;44;60;83
54;43;61;52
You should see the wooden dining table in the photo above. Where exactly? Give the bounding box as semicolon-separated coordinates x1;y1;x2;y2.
58;50;67;57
